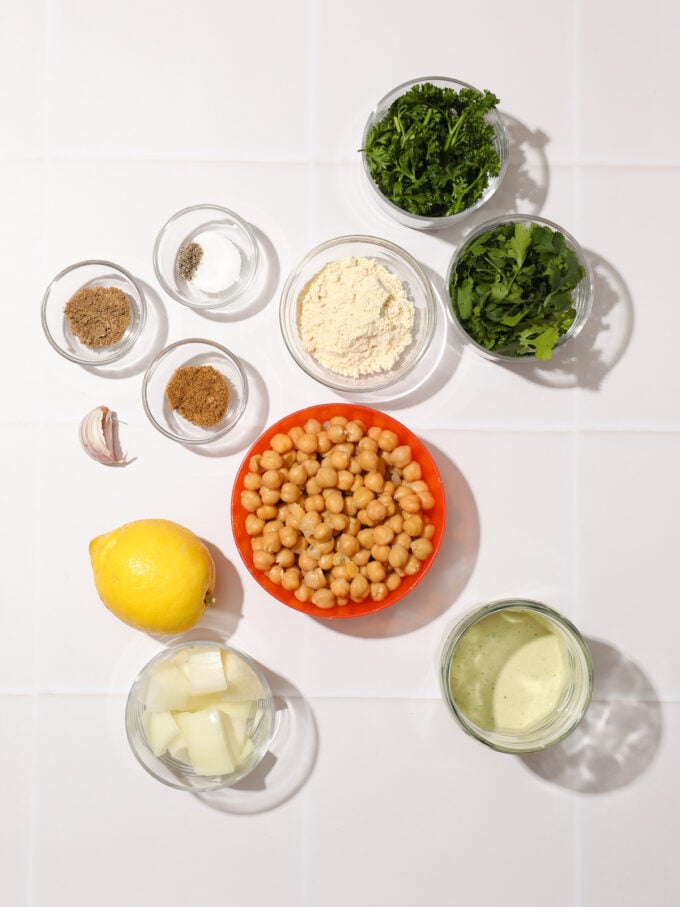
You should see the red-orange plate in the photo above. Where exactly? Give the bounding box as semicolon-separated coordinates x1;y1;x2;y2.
231;404;446;619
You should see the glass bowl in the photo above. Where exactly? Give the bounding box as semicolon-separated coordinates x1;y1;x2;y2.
279;235;436;393
361;76;509;231
153;204;258;310
126;641;275;791
142;338;248;444
41;260;146;365
440;599;593;753
231;403;447;619
445;214;594;362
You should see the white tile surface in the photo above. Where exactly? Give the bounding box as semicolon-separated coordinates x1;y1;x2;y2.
3;1;680;904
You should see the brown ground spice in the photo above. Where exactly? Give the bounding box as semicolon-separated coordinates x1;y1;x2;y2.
177;242;203;281
166;365;230;428
64;286;131;348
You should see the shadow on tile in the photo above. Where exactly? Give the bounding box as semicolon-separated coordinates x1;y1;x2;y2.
319;443;479;639
84;278;169;379
194;667;317;814
194;224;280;323
489;250;633;391
520;638;662;793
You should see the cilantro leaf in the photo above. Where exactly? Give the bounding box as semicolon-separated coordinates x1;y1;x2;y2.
449;221;586;359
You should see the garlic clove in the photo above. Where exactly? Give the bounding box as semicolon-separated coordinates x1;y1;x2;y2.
79;405;127;465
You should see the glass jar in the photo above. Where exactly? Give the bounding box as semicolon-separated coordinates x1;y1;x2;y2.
440;599;593;753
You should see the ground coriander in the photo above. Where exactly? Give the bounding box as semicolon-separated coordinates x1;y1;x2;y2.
166;365;230;428
64;286;131;348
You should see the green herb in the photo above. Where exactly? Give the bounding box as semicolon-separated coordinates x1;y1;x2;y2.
363;82;501;217
449;222;585;360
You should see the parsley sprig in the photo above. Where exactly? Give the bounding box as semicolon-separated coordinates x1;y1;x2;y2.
450;222;586;360
363;82;501;217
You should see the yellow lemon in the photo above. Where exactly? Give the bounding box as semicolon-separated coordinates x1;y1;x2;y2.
89;519;216;634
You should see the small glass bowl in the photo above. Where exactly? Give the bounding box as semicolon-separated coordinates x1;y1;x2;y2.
41;260;146;365
125;641;275;792
153;204;258;310
361;76;509;231
440;599;593;754
279;235;436;393
142;338;248;444
446;214;594;362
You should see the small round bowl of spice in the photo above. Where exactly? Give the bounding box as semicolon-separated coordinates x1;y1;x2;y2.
41;260;146;365
279;235;436;393
446;214;594;362
361;76;509;231
142;339;248;444
153;204;258;311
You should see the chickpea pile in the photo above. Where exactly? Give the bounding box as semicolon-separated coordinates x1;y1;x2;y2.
239;415;437;610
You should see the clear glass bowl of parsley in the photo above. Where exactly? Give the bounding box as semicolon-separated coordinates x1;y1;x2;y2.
446;215;594;361
361;77;509;231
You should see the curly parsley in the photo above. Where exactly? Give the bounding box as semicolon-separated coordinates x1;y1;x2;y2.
363;82;501;217
449;221;586;360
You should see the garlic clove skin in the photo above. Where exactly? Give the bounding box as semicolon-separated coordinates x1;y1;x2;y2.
79;406;127;465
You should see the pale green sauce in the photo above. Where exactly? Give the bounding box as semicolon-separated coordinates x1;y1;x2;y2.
448;609;569;733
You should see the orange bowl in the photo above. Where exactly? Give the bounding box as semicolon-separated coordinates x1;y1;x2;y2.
230;403;446;619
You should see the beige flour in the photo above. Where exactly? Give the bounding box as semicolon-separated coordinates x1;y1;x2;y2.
296;257;415;377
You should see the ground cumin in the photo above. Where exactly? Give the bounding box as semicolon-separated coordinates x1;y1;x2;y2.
64;286;131;348
166;365;230;428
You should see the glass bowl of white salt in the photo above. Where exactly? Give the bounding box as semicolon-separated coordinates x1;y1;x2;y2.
279;235;436;393
153;204;258;311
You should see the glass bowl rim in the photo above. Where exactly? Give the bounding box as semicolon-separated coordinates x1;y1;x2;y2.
278;233;437;392
125;639;275;791
152;203;259;310
41;258;147;365
360;75;510;227
141;337;249;444
445;213;595;362
440;597;594;753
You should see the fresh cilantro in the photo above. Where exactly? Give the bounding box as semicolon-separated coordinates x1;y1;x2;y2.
362;83;501;217
449;222;585;360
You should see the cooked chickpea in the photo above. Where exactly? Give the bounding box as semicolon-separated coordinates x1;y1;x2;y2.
330;577;350;598
423;523;435;540
294;584;311;602
243;472;261;491
249;454;262;472
256;504;278;521
312;588;335;609
353;486;374;509
288;464;307;486
337;533;360;557
370;582;388;602
316;431;332;454
260;487;281;506
357;528;374;549
403;515;424;537
267;564;284;585
299;512;321;536
404;555;422;576
240;490;262;512
329;449;350;471
304;418;322;434
312;522;333;542
304;494;325;513
372;524;394;546
329;513;349;533
296;432;318;454
364;471;384;493
347;516;360;536
400;494;421;514
418;492;436;511
329;415;348;426
365;560;386;583
316;466;338;489
345;420;365;442
303;458;320;477
276;548;296;568
251;536;265;552
377;494;396;517
358;449;380;473
402;461;422;482
270;433;293;454
366;499;387;523
348;456;362;475
261;469;283;490
411;538;433;561
282;568;301;591
386;573;402;592
245;514;265;536
327;424;346;444
304;567;327;590
378;429;398;452
260;450;284;470
388;544;410;569
337;470;354;491
326;491;345;514
279;526;299;548
395;532;412;549
370;544;390;563
261;532;282;554
349;574;370;601
253;550;275;571
353;547;370;567
280;482;300;504
391;445;412;469
386;514;403;533
318;553;334;571
305;477;321;496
